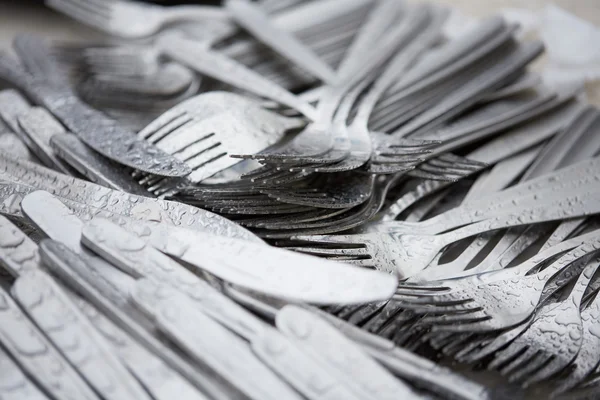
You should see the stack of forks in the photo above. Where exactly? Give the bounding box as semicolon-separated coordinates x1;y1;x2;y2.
0;0;599;398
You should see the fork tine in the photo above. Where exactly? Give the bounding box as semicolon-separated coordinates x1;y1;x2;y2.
419;309;488;324
185;146;227;168
138;109;190;140
395;283;453;295
393;288;451;298
417;162;476;175
407;168;462;182
499;347;540;376
370;155;425;164
361;301;403;332
488;342;529;370
346;302;388;326
146;116;196;144
174;137;222;161
168;133;218;158
423;330;453;349
460;327;526;364
508;354;553;385
426;157;487;171
522;356;564;387
375;147;432;157
439;153;489;166
398;301;479;314
388;138;441;148
240;165;274;179
441;334;475;357
453;336;488;361
392;291;471;306
292;234;366;246
284;246;369;258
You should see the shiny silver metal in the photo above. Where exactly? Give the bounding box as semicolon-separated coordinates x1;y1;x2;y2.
0;36;191;177
45;0;229;39
0;152;261;242
138;91;304;185
17;107;75;174
12;269;153;400
0;285;101;400
225;0;337;84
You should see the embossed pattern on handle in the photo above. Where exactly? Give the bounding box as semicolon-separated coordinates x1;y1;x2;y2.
0;344;50;400
12;270;152;400
277;306;418;400
50;133;150;196
131;283;304;400
252;326;364;400
0;286;100;400
0;153;261;242
71;294;210;400
81;218;266;340
0;215;40;277
39;239;236;400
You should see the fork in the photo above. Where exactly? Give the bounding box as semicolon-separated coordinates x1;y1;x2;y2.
380;100;582;221
485;259;600;387
552;285;600;394
225;0;338;84
66;0;370;92
368;17;515;132
45;0;229;39
392;232;600;332
381;154;600;236
403;104;594;281
0;35;191;178
49;2;320;119
268;4;433;165
235;2;428;165
289;156;600;270
79;61;200;112
294;187;600;277
135;91;305;188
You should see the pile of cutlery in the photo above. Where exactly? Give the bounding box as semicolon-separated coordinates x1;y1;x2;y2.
0;0;599;398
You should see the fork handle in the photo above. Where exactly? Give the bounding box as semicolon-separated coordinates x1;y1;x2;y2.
159;33;317;120
439;189;600;247
422;156;600;233
226;0;337;84
335;0;405;79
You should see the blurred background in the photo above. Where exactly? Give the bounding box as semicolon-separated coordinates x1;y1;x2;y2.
0;0;598;103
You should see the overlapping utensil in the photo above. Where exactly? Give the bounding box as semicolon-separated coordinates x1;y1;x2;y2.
0;0;599;398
